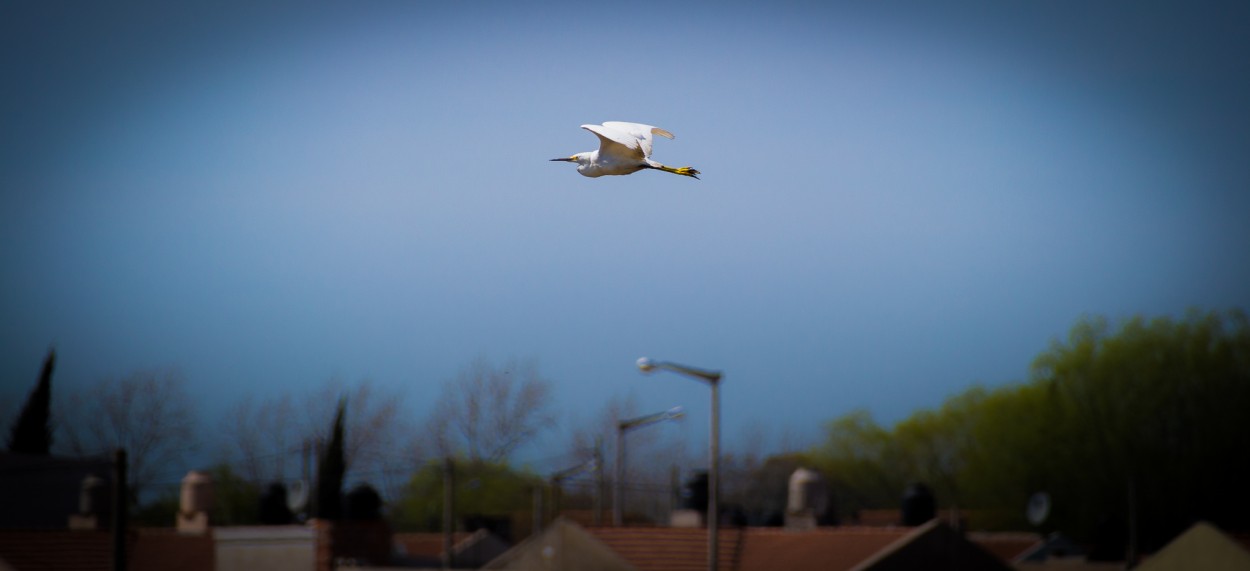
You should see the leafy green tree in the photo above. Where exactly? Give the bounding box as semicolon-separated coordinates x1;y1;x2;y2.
955;382;1051;529
132;489;180;527
392;459;539;532
811;409;906;519
810;309;1250;550
130;463;263;526
8;349;55;455
210;463;261;525
1027;309;1250;548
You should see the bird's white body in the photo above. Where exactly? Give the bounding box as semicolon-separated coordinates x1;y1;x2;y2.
552;121;700;179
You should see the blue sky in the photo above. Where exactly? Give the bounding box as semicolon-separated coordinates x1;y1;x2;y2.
3;1;1248;469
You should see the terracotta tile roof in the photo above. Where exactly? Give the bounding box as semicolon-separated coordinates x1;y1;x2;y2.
393;531;472;559
0;530;113;571
0;528;214;571
967;531;1043;563
1231;532;1250;553
131;529;214;571
738;527;911;571
0;527;216;569
589;526;744;571
852;510;901;527
1015;561;1123;570
584;523;1025;571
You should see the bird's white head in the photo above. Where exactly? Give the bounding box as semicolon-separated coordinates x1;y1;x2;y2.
550;152;593;164
549;152;599;176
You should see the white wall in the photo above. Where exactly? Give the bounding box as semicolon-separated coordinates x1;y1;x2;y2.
214;526;315;571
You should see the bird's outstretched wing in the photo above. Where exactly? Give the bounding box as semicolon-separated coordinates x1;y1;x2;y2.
582;124;645;162
601;121;674;158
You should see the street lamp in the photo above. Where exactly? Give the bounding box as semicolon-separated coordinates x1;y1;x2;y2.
549;457;598;525
636;358;723;571
615;406;685;527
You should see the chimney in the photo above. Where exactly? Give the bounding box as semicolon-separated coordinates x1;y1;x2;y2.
177;470;214;534
785;468;828;530
68;474;112;530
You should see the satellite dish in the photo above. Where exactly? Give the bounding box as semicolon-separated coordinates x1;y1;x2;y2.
287;480;309;513
1027;492;1051;526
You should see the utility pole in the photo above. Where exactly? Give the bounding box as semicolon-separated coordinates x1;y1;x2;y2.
615;427;626;526
709;376;721;571
112;449;128;571
1128;476;1138;568
532;485;544;536
593;437;603;526
443;457;454;570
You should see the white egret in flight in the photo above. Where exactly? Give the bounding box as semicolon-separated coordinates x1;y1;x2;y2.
551;121;700;179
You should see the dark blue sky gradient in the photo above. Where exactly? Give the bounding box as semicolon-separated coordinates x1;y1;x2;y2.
3;1;1248;467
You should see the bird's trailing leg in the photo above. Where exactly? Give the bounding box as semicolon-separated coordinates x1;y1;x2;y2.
649;164;701;179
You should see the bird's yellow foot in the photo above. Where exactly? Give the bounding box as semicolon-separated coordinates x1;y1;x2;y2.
653;164;701;179
663;166;699;179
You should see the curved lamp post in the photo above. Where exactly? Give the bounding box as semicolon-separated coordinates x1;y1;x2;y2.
614;406;684;527
549;457;599;525
636;358;722;571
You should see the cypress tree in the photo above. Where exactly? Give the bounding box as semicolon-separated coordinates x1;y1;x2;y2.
8;349;55;455
314;397;347;520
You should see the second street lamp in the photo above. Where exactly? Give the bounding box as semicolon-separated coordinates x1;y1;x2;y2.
549;457;598;525
614;406;684;527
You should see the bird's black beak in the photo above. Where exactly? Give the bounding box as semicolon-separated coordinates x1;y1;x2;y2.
550;157;575;162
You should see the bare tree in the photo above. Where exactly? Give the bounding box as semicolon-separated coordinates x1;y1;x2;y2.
426;357;556;463
218;392;297;484
565;393;639;467
59;369;197;499
218;379;412;500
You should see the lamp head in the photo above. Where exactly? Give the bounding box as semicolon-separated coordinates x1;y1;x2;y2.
636;357;656;372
